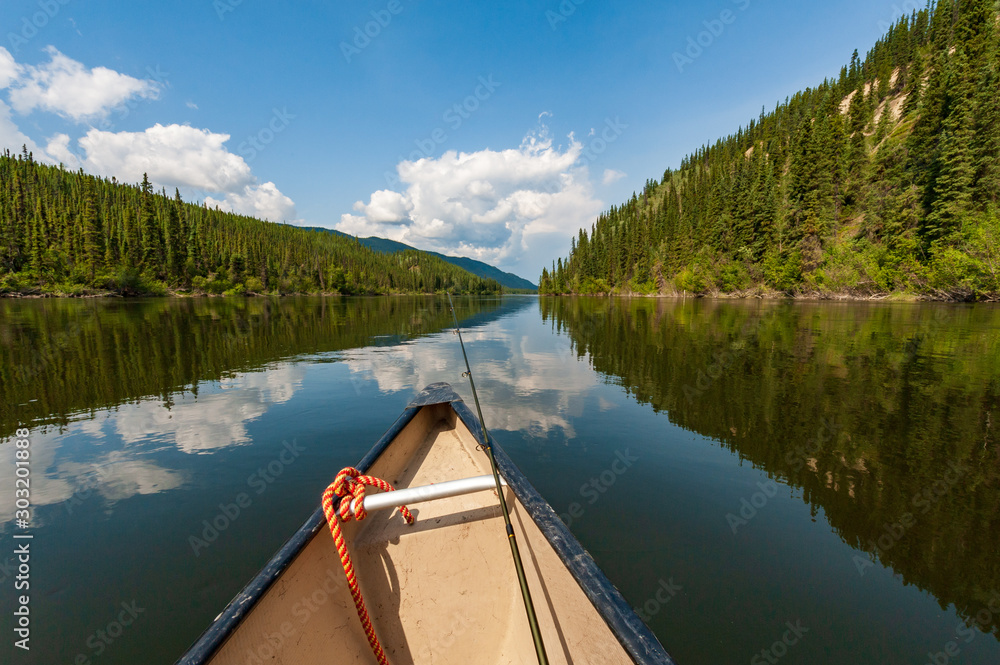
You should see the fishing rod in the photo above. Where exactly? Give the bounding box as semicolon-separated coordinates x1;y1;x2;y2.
447;293;549;665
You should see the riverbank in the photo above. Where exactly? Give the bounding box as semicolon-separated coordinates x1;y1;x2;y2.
0;287;518;299
542;287;999;303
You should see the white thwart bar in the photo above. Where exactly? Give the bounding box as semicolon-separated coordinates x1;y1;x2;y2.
348;475;505;516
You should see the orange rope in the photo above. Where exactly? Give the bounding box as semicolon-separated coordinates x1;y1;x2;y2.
322;467;414;665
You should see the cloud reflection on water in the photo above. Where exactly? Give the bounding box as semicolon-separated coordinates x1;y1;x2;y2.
0;363;305;524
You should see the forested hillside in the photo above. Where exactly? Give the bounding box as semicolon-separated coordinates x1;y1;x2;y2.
0;151;501;296
542;0;1000;300
300;227;539;291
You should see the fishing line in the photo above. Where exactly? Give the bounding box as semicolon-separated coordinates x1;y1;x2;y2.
447;293;549;665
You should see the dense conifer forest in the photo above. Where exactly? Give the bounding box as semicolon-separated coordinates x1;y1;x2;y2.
541;0;1000;300
0;152;502;296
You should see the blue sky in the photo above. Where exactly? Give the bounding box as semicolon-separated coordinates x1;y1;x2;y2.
0;0;919;280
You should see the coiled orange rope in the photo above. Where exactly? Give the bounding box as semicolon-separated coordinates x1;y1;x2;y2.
322;467;414;665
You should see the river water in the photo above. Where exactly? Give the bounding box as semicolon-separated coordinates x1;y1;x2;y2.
0;295;997;664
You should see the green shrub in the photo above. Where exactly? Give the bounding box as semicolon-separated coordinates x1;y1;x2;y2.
143;279;168;297
675;264;710;293
0;272;29;294
244;277;265;293
45;281;88;296
762;250;802;292
717;261;750;292
104;268;143;296
203;276;232;294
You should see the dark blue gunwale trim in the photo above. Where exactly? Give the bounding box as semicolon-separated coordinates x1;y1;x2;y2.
176;383;674;665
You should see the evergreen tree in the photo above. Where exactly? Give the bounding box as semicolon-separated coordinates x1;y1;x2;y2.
165;189;185;277
926;93;976;240
139;173;163;273
81;180;104;280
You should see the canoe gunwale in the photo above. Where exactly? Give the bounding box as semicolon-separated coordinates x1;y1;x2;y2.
174;397;427;665
449;395;676;665
175;382;675;665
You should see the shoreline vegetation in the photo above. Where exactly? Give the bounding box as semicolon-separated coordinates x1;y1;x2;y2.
0;150;503;299
0;286;505;299
538;285;998;302
540;0;1000;303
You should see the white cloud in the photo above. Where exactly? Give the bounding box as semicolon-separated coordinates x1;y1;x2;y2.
115;365;304;453
341;312;599;438
0;421;185;524
0;100;50;160
80;123;253;190
8;46;159;122
353;189;410;223
186;101;198;110
205;182;297;222
0;48;296;224
71;123;296;221
0;47;20;89
45;132;80;167
336;126;603;276
602;168;626;185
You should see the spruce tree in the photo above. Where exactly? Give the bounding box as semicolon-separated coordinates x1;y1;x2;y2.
903;51;924;115
81;180;104;281
926;93;976;241
139;173;163;273
165;189;184;278
30;197;46;275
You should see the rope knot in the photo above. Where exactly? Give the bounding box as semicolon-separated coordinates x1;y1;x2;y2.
321;467;415;665
326;466;414;524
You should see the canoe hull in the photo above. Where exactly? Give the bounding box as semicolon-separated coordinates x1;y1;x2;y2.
177;384;675;665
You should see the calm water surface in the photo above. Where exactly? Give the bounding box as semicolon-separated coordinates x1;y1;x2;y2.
0;295;998;664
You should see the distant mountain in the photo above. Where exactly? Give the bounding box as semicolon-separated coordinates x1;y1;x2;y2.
302;228;538;291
